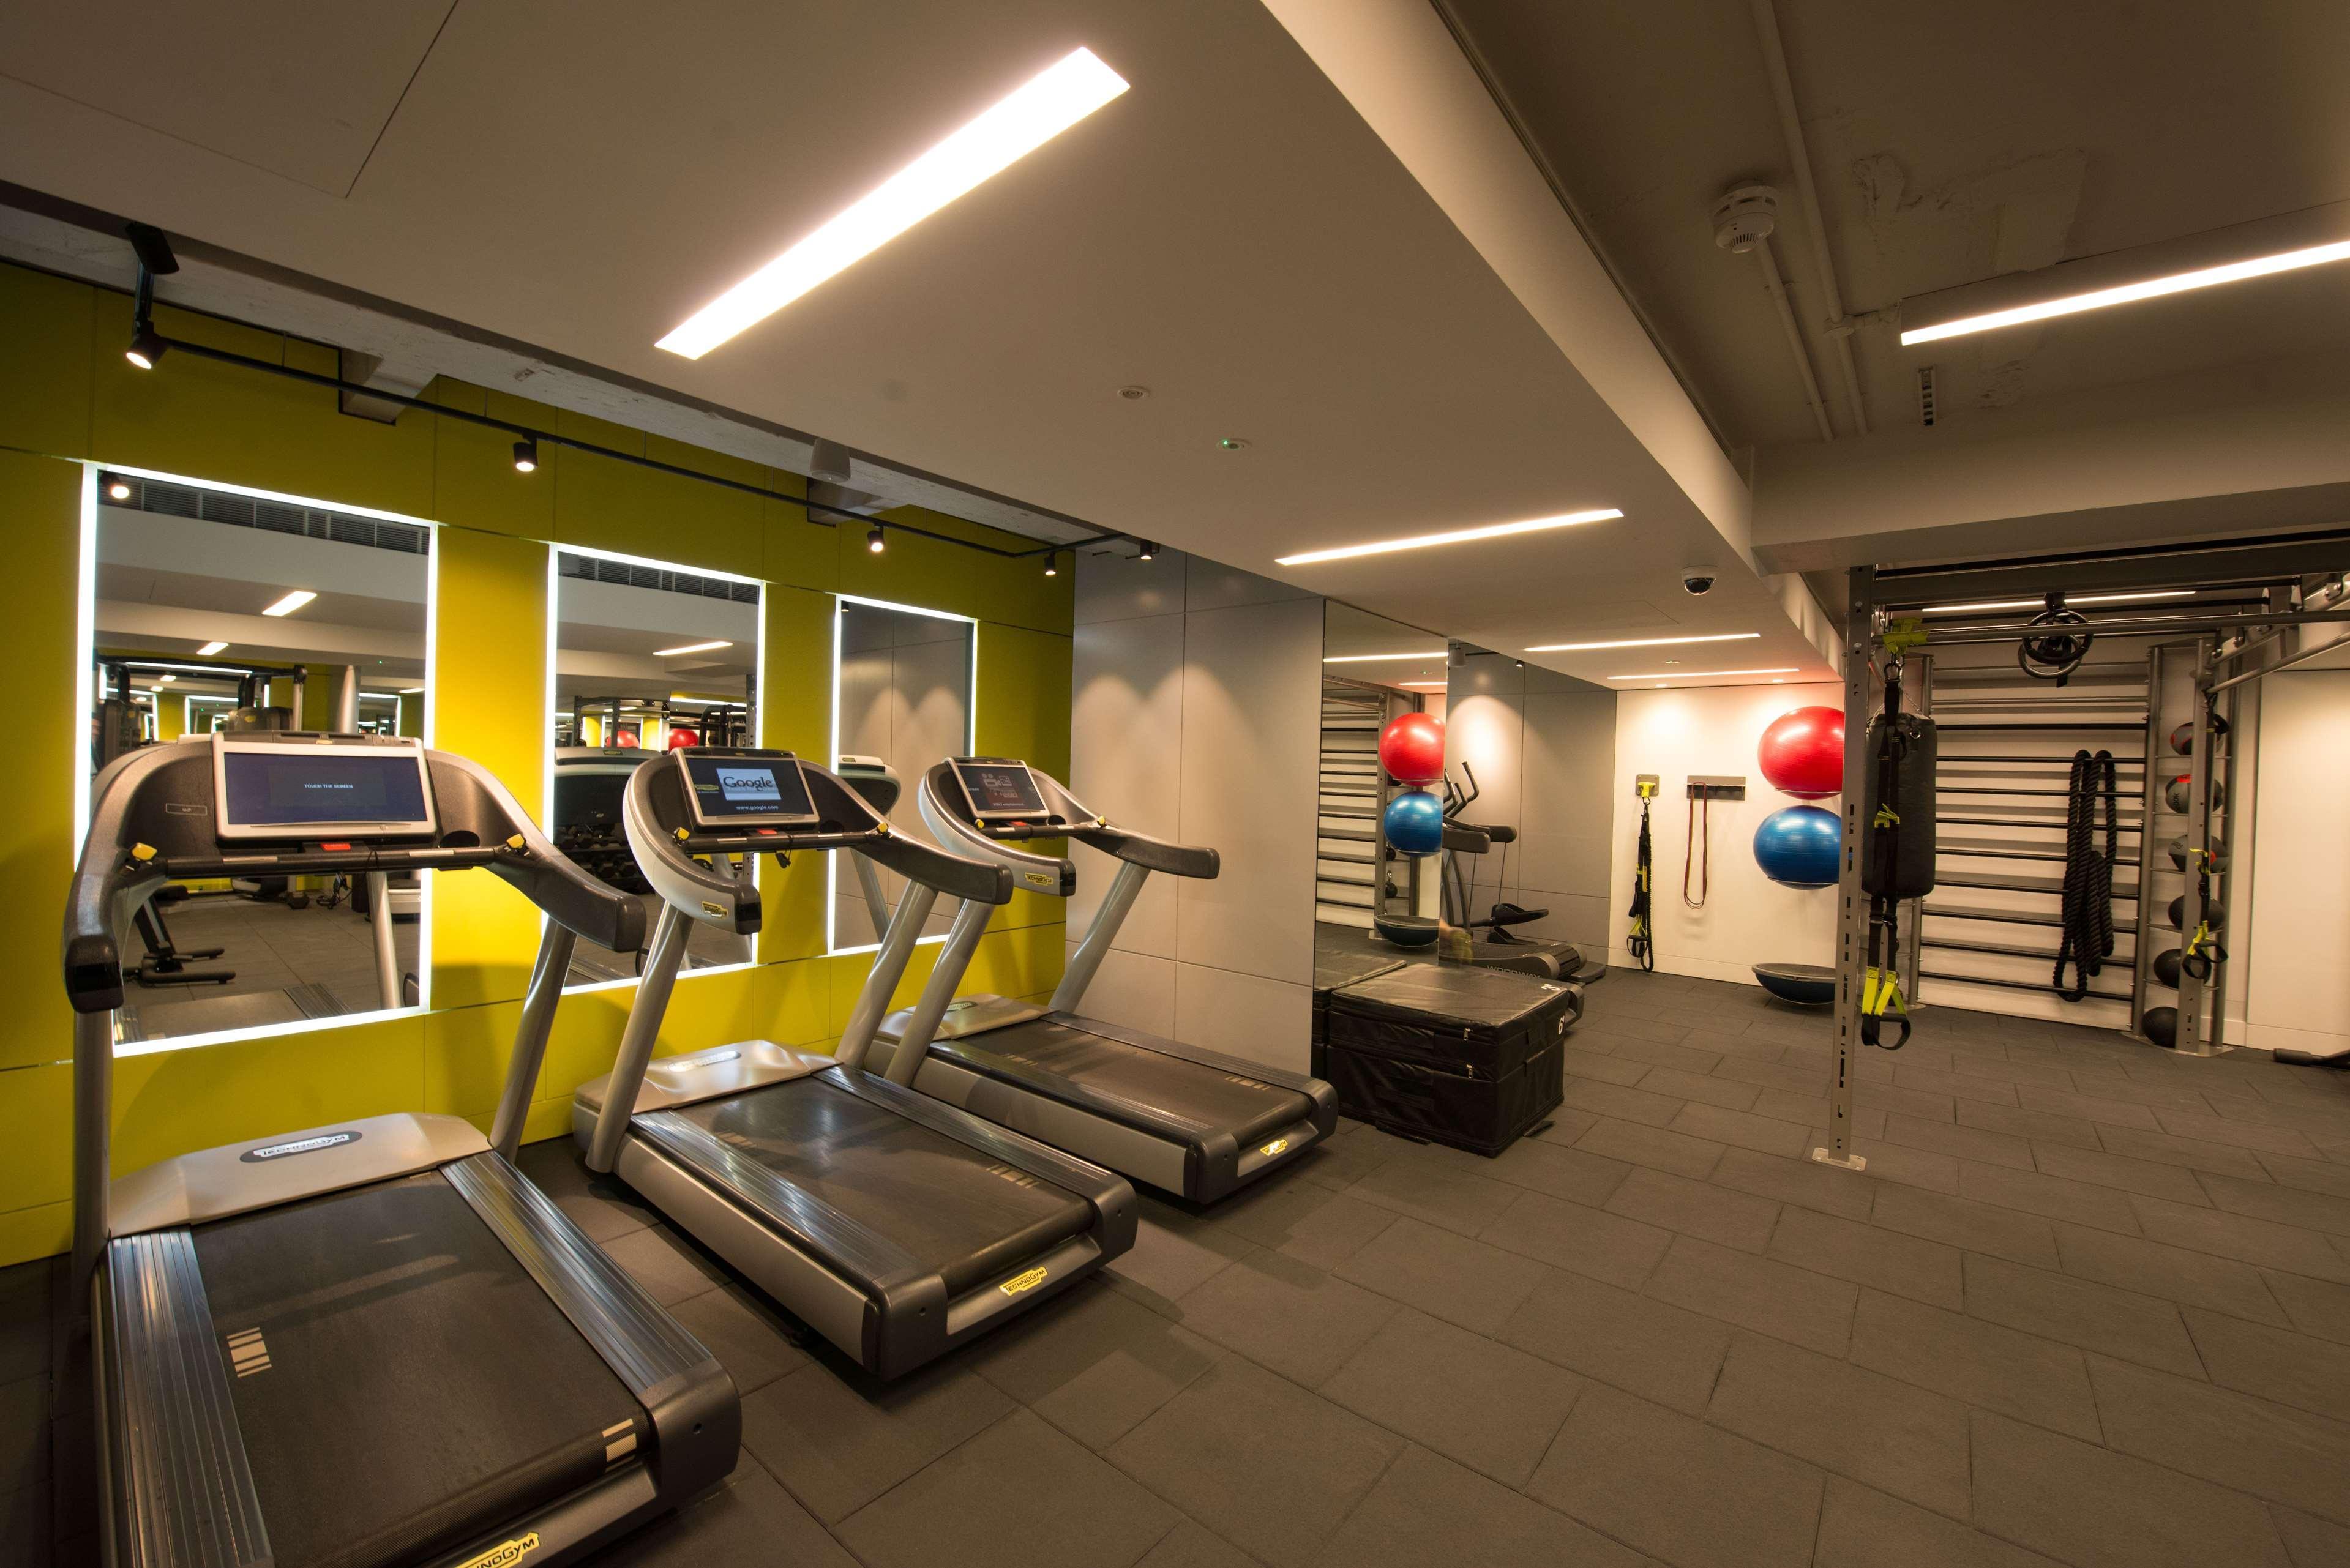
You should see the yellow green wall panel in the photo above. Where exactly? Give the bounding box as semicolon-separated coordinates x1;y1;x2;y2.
0;259;1074;1266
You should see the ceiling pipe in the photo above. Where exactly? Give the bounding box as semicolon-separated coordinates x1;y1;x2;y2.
1715;185;1834;441
1749;0;1868;436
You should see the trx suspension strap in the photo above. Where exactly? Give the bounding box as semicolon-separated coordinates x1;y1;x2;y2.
1860;657;1912;1050
2180;851;2229;980
1627;775;1657;971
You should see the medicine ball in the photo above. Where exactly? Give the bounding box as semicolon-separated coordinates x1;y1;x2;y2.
2168;714;2229;755
2167;895;2226;933
2143;1006;2178;1049
2152;949;2182;988
2163;835;2228;872
2165;776;2223;815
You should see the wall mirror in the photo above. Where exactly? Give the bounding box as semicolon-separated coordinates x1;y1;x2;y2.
551;549;762;987
1317;603;1448;965
88;468;430;1045
830;596;976;951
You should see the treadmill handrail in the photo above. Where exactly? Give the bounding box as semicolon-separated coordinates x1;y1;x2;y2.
916;759;1219;882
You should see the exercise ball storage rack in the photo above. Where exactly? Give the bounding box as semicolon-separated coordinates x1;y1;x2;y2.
1812;541;2350;1173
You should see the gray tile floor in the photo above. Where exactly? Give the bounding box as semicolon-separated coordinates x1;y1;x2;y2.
118;892;420;1033
11;970;2350;1566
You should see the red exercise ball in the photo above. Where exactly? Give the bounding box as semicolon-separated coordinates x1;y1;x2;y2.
615;729;640;748
1758;706;1844;799
666;727;700;750
1379;712;1446;784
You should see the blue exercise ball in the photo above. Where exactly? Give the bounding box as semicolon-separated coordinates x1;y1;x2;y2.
1384;790;1444;856
1753;805;1839;889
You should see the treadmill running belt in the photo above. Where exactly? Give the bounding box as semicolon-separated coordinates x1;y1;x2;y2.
675;1075;1091;1296
959;1020;1310;1146
193;1172;644;1568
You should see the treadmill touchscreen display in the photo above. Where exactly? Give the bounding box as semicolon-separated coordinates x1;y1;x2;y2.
683;753;817;825
954;760;1048;820
219;747;434;836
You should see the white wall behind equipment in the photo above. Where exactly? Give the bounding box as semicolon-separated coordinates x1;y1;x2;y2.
1071;548;1323;1073
2244;670;2348;1058
1607;682;1842;984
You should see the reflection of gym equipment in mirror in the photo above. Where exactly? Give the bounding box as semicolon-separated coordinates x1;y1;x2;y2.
89;472;432;1037
1437;763;1597;981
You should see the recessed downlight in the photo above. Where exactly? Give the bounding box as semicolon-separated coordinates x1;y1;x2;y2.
657;48;1130;358
1276;508;1622;567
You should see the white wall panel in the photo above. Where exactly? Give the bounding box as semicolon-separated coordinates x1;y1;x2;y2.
1071;943;1180;1038
2245;671;2350;1055
1173;963;1313;1075
1069;611;1187;958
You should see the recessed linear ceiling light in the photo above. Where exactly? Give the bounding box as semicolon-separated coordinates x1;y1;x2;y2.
1323;651;1448;663
1899;238;2350;346
1609;666;1799;682
260;590;316;618
196;641;228;655
399;687;424;695
1525;632;1760;653
657;48;1129;359
1398;681;1448;688
1919;589;2196;615
1276;509;1621;567
653;640;733;657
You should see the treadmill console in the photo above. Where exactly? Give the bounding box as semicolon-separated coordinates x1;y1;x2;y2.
680;751;819;827
951;758;1049;822
212;734;438;841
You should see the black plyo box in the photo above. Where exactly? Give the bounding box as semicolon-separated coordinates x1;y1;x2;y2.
1322;964;1576;1156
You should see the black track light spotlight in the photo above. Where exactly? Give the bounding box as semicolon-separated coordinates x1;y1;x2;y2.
1043;551;1060;578
125;324;166;370
512;439;539;474
1137;540;1157;561
867;524;886;554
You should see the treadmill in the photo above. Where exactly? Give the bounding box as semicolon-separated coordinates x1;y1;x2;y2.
571;747;1134;1379
876;757;1338;1204
65;731;738;1568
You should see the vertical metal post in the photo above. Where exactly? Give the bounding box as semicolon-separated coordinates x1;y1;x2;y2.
885;896;998;1086
1053;859;1148;1014
1813;565;1874;1172
836;878;938;1071
71;1009;116;1315
490;920;578;1161
2207;680;2242;1051
367;870;400;1009
2177;637;2213;1055
1898;651;1929;1012
586;903;689;1173
2130;644;2165;1038
851;855;893;944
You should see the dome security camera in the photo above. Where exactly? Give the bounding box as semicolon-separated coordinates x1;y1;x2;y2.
1680;567;1718;596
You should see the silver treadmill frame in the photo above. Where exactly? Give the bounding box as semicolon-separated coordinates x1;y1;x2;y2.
70;742;738;1568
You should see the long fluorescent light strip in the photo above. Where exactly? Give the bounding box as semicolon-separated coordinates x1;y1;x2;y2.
196;640;228;655
653;640;733;657
1277;509;1621;567
1920;589;2196;615
659;48;1129;357
1609;666;1799;681
1323;651;1446;663
1901;239;2350;345
260;590;315;618
1526;632;1759;652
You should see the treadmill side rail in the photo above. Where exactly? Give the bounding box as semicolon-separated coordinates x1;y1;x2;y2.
443;1152;738;1502
103;1230;272;1568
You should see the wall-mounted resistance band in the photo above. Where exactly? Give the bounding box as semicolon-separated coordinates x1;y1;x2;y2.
1627;775;1658;971
1683;793;1710;911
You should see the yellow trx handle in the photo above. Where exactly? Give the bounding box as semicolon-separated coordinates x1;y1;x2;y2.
1860;965;1912;1049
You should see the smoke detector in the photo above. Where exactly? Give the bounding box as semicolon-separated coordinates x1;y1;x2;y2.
1711;184;1781;254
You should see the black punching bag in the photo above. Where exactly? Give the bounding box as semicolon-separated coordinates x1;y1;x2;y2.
1863;713;1937;898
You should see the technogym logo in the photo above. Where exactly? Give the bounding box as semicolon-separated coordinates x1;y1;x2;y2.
239;1130;362;1163
455;1533;540;1568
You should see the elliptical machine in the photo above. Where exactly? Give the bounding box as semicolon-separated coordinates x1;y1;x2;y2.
1437;764;1600;983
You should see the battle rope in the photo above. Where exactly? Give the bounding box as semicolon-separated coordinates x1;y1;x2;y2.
1683;793;1711;911
2053;748;2118;1001
1627;786;1656;971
